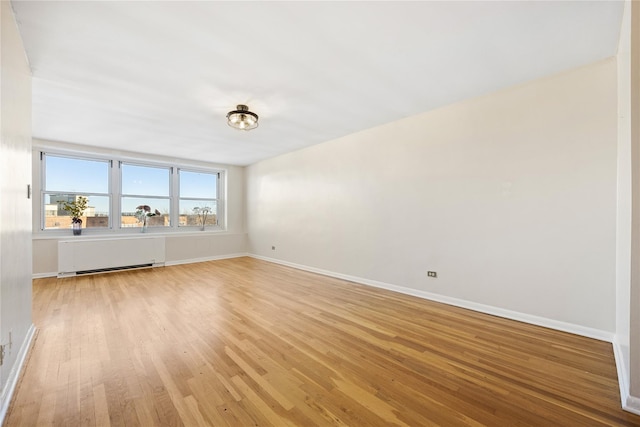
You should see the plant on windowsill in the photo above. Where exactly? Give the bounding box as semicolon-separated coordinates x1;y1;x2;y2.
58;196;88;236
193;206;211;231
136;205;161;233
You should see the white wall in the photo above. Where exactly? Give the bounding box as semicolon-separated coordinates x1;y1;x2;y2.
0;0;35;421
628;0;640;409
615;1;640;415
246;58;618;336
615;0;635;413
31;140;247;276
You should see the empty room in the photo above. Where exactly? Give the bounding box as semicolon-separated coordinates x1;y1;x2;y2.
2;0;640;425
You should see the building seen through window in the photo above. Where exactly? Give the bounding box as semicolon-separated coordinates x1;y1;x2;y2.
40;153;223;232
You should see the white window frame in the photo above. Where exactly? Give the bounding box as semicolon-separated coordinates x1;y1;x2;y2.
177;168;223;229
40;152;112;231
119;161;173;229
38;150;226;235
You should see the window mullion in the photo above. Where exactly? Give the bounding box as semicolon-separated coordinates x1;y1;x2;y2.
112;160;120;230
41;152;225;233
171;167;179;228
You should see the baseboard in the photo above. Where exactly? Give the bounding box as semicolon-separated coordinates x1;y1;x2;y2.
32;272;57;279
624;395;640;416
33;253;250;278
612;340;640;416
164;252;249;267
249;254;614;343
0;324;36;425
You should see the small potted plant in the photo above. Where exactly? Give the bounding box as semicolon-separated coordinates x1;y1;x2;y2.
193;206;211;231
135;205;161;232
58;196;88;235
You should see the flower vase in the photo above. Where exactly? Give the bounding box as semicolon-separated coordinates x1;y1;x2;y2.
72;221;82;236
141;222;147;233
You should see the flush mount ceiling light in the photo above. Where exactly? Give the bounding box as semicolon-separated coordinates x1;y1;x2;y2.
226;104;259;131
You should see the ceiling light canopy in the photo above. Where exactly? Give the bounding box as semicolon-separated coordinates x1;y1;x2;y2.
227;104;259;131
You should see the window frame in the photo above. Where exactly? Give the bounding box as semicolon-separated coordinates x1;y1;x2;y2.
177;167;222;229
120;161;173;229
40;152;112;231
38;151;226;235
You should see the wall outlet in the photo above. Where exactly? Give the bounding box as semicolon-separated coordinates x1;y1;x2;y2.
427;271;437;278
271;246;276;250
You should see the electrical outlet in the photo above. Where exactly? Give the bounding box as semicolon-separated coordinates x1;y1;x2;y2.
271;246;276;250
427;271;437;278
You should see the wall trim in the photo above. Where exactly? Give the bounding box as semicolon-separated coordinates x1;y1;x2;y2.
614;339;640;415
249;254;614;343
33;253;250;278
164;252;249;267
0;324;36;425
624;395;640;416
32;272;56;279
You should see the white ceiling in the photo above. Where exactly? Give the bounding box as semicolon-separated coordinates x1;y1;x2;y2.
11;1;624;166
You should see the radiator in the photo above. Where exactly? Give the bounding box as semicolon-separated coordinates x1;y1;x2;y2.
58;236;166;277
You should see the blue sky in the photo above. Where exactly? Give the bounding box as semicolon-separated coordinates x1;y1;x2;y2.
46;156;217;216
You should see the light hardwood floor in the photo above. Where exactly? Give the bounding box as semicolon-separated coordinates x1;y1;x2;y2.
6;257;640;426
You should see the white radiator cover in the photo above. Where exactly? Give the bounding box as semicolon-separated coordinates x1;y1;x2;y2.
58;236;166;277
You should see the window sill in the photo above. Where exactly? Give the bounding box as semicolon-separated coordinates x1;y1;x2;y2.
32;228;233;240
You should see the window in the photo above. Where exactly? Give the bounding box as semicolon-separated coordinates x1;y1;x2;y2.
178;169;219;228
39;151;225;234
121;163;171;229
42;154;110;230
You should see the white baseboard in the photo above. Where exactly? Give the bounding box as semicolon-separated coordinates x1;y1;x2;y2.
624;395;640;416
32;272;56;279
612;340;640;416
249;254;614;343
33;253;250;278
164;252;248;267
0;324;36;425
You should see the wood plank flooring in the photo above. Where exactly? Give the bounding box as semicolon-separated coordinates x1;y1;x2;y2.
6;257;640;426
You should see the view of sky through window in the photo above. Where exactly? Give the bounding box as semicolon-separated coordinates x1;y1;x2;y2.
45;155;110;214
45;156;108;193
180;170;217;199
121;164;170;197
45;156;219;219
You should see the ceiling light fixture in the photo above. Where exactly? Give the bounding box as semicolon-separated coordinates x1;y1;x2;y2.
226;104;259;131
